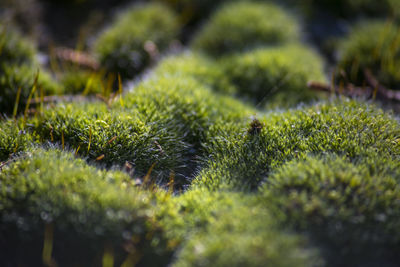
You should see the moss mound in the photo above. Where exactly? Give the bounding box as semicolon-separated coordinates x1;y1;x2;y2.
157;189;322;267
191;2;300;57
0;148;174;266
94;3;180;80
153;52;236;95
263;155;400;265
337;21;400;90
195;100;400;191
60;69;104;95
222;44;326;107
0;27;60;115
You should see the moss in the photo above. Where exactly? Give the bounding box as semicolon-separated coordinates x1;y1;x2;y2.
262;155;400;265
0;25;36;65
94;3;180;80
0;148;173;266
153;52;236;95
0;119;37;161
32;102;191;185
194;100;400;191
191;2;300;57
118;75;255;149
163;190;322;267
0;26;61;115
60;69;104;95
337;21;400;90
0;63;61;115
221;44;326;107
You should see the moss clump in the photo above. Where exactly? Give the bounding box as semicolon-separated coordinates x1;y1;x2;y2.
222;44;326;107
262;155;400;265
337;21;400;90
32;102;190;185
60;70;103;95
194;100;400;191
94;3;180;80
160;190;321;267
0;63;60;115
118;75;255;149
0;26;60;115
191;2;300;57
0;120;37;161
0;148;173;266
153;52;236;95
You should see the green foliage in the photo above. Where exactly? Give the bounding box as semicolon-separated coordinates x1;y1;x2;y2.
153;52;236;95
0;25;36;65
191;2;300;57
118;75;255;149
0;26;60;115
194;100;400;191
165;190;322;267
94;3;180;80
60;70;103;95
0;120;37;161
0;148;173;266
32;102;190;184
0;63;60;115
262;155;400;265
338;21;400;90
222;44;326;107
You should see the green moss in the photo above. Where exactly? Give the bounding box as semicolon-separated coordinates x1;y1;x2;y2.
0;25;36;65
153;52;236;95
0;148;173;266
94;3;180;80
222;44;326;107
118;75;255;149
0;63;61;115
338;21;400;89
194;100;400;191
0;119;37;161
60;70;104;95
32;102;190;185
162;190;322;267
191;2;300;57
262;155;400;265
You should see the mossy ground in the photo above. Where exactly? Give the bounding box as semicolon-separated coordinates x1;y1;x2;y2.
1;1;400;266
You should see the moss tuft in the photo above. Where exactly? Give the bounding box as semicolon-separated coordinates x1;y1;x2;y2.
337;21;400;90
191;2;300;57
94;3;180;80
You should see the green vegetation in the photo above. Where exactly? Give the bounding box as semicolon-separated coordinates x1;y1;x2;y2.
195;100;400;191
338;21;400;89
60;70;103;95
0;148;174;266
0;26;60;115
2;1;400;266
169;190;322;267
94;3;180;80
263;155;400;265
153;52;236;95
222;44;326;107
191;2;300;57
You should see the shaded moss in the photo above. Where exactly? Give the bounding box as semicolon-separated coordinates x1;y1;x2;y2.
337;21;400;90
60;69;104;95
222;44;326;107
191;2;300;57
94;3;180;80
